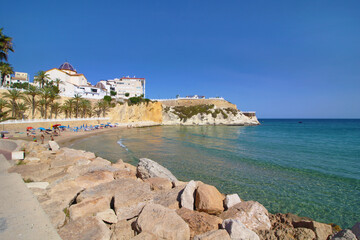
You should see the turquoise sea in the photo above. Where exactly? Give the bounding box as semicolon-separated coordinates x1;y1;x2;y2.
69;119;360;228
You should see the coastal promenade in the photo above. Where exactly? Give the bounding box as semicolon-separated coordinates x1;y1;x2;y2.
0;154;61;239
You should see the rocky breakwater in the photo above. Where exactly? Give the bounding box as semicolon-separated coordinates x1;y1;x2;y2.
162;104;260;126
8;142;359;240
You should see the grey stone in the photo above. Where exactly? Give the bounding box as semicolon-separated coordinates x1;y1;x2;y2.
136;158;177;182
222;219;260;240
181;180;197;210
330;229;357;240
351;222;360;239
48;141;60;151
224;194;241;210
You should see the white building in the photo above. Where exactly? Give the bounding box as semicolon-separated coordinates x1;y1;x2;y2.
97;76;146;99
2;72;29;86
45;62;107;99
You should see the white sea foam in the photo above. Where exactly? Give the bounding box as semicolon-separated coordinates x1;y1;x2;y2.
117;139;128;151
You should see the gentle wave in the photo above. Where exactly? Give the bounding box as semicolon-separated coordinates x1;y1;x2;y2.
117;139;128;151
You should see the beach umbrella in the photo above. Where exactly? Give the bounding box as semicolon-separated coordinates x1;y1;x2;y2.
38;127;46;131
53;124;61;127
59;126;66;128
1;131;9;134
26;127;33;130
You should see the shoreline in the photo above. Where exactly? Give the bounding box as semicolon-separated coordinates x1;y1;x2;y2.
2;138;348;240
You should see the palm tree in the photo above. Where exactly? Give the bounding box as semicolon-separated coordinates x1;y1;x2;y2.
0;110;14;122
63;99;74;118
39;87;52;118
50;102;61;119
24;85;40;119
23;96;38;119
0;99;7;114
16;103;28;120
37;99;46;118
2;89;22;117
73;94;82;118
0;62;14;86
48;90;60;115
34;70;50;88
54;78;63;88
96;99;110;117
0;28;14;62
79;99;91;118
61;104;70;118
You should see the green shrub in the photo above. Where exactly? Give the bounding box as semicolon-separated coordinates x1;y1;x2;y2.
110;90;117;96
172;105;214;122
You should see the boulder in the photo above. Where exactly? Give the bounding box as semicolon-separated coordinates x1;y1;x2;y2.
136;158;177;182
48;141;60;151
293;220;333;240
58;216;111;240
222;219;260;240
8;163;65;182
194;229;231;240
195;183;224;215
145;177;173;191
110;220;135;240
224;194;241;210
25;182;49;189
152;185;183;209
41;180;84;228
124;162;137;172
135;203;190;240
130;232;157;240
176;208;222;239
220;201;271;232
181;180;197;210
91;157;111;166
351;222;360;239
114;169;137;180
74;171;114;189
294;228;317;240
69;197;111;221
23;156;40;163
111;159;126;170
330;229;357;240
113;180;153;220
77;179;151;203
97;209;118;224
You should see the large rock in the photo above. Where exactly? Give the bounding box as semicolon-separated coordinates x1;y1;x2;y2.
293;220;333;240
130;232;157;240
77;179;151;203
8;163;64;182
114;169;137;180
224;194;241;210
145;177;173;191
113;181;153;220
110;220;134;240
136;158;177;182
176;208;222;239
69;197;111;221
58;216;111;240
194;229;231;240
222;219;260;240
220;201;271;232
97;209;118;224
74;171;114;189
25;181;49;189
195;183;224;215
330;229;357;240
351;222;360;239
181;180;197;210
152;185;183;209
135;203;190;240
48;141;60;151
41;180;84;228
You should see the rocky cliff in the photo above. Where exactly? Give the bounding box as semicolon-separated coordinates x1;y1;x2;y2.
162;104;259;126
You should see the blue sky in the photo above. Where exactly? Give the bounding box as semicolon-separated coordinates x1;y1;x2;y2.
1;1;360;118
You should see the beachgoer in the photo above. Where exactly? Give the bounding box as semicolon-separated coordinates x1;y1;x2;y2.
50;135;54;141
41;133;45;144
33;135;37;142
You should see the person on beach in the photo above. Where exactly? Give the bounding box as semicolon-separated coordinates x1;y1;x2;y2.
33;135;37;142
50;134;54;141
41;133;45;144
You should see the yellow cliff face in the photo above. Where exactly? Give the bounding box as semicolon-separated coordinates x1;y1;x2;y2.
108;101;163;123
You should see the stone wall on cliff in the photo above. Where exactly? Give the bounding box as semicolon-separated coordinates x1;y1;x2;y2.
160;99;238;109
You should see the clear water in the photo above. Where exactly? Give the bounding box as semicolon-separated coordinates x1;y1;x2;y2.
69;119;360;228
